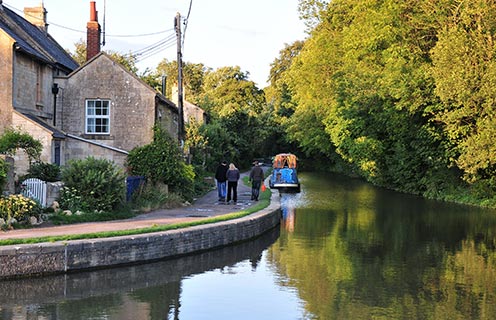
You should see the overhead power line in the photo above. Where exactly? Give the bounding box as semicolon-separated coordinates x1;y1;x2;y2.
132;33;176;55
105;29;175;38
134;35;177;62
182;0;193;48
4;3;174;38
4;2;177;63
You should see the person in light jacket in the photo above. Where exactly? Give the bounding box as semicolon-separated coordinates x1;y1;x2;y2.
226;163;240;203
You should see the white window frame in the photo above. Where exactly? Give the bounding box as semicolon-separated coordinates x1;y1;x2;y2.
85;99;110;134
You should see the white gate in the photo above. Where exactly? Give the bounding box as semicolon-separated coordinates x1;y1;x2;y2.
21;178;47;208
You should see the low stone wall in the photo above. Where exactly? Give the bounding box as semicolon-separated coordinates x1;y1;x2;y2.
0;192;281;279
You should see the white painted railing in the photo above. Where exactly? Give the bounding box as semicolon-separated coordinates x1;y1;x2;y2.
21;178;48;208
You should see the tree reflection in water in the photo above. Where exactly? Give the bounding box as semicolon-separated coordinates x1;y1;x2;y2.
267;172;496;320
3;171;496;319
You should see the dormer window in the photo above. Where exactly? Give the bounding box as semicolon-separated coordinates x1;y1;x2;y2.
85;99;110;134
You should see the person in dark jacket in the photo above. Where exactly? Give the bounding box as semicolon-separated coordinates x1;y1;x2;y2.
226;163;240;203
249;160;264;201
215;160;228;202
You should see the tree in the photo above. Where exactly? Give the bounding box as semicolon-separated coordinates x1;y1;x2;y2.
266;41;304;120
430;0;496;187
298;0;329;31
201;66;264;117
155;59;210;104
197;66;267;168
127;126;195;199
68;39;86;66
278;0;457;194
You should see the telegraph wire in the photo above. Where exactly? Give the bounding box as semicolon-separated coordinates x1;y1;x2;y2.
133;35;177;62
182;0;193;49
138;41;175;60
136;41;176;62
49;22;174;38
4;2;177;63
3;3;174;38
132;33;176;55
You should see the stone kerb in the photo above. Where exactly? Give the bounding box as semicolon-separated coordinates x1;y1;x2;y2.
0;190;281;279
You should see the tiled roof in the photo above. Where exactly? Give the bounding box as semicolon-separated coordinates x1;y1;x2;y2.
0;5;79;71
21;112;66;139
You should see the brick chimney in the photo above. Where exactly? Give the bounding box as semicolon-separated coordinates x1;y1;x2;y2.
24;3;48;33
86;1;101;61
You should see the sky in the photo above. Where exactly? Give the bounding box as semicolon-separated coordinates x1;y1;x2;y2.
3;0;307;88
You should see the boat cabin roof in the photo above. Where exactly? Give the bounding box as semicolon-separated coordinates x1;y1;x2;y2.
273;153;297;169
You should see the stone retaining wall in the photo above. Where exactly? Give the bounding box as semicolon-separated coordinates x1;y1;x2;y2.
0;228;280;306
0;193;281;279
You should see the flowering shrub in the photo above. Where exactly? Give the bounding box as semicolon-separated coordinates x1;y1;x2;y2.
58;186;88;212
0;194;41;224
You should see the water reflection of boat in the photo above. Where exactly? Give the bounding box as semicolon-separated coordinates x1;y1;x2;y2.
281;204;296;232
269;153;301;193
280;193;299;232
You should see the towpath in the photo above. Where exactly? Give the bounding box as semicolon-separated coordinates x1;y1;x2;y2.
0;173;263;240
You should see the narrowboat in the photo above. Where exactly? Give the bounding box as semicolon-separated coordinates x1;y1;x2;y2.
269;153;301;193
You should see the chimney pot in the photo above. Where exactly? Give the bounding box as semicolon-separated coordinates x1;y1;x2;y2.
90;1;97;21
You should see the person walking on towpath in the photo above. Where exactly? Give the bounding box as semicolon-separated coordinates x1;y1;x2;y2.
226;163;240;204
249;160;264;201
215;160;229;202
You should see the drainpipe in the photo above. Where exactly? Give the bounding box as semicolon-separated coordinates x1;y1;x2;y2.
161;75;167;96
52;83;59;126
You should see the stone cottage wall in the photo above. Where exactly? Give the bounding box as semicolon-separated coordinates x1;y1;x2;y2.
61;54;157;153
0;31;14;132
64;136;128;168
11;112;54;176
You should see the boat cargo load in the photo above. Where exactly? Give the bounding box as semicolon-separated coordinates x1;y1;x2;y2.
269;153;301;193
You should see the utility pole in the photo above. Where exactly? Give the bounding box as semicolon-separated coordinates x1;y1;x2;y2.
175;12;184;144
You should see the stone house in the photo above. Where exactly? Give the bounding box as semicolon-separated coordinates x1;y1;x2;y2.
0;0;78;175
0;1;179;187
57;51;179;167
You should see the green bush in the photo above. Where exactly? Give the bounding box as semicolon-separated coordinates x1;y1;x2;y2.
60;157;126;212
0;158;7;192
25;161;60;182
127;126;195;200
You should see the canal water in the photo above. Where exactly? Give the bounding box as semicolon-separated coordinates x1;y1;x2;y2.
2;172;496;319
